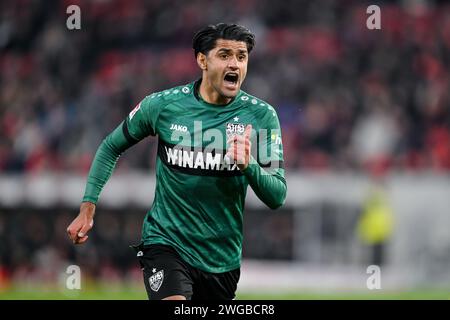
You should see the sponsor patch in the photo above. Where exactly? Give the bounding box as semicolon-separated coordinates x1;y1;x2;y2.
129;102;141;120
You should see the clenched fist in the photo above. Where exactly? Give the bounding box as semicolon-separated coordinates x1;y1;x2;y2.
226;124;252;170
67;202;95;244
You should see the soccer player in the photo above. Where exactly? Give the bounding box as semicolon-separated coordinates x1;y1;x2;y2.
67;23;287;300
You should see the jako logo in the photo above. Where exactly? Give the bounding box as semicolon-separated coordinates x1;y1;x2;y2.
170;124;188;132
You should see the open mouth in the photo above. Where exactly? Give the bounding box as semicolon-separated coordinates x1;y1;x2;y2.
223;72;239;88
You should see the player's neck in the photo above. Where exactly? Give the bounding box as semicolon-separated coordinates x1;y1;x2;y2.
198;78;232;105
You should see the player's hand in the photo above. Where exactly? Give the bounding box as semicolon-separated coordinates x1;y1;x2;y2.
67;202;95;245
226;124;252;170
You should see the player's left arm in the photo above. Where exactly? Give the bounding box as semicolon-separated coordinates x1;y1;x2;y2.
227;109;287;209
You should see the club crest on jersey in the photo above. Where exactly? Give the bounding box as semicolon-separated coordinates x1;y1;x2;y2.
149;269;164;292
226;122;245;138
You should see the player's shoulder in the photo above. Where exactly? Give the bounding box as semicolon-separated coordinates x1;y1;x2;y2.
239;90;278;118
141;82;194;108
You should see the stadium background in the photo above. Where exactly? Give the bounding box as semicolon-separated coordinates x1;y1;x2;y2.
1;0;450;299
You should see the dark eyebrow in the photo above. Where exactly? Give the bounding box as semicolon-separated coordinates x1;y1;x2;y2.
217;48;248;54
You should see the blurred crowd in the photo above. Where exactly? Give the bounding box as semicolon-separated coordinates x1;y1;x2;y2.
0;208;144;287
1;0;450;174
0;208;292;286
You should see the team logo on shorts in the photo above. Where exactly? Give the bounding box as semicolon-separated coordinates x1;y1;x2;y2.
149;269;164;292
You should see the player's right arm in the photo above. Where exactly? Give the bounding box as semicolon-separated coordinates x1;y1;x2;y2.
67;95;161;244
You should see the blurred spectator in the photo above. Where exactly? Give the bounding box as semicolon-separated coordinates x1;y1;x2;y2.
357;174;394;266
0;0;449;174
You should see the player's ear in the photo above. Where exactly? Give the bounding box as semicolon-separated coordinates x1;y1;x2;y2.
196;52;207;71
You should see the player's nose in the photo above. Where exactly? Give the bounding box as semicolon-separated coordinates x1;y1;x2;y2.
227;56;238;69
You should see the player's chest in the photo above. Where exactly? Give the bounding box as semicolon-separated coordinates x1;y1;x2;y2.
157;106;254;148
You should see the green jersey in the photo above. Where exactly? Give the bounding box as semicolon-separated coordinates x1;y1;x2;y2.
83;80;287;273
